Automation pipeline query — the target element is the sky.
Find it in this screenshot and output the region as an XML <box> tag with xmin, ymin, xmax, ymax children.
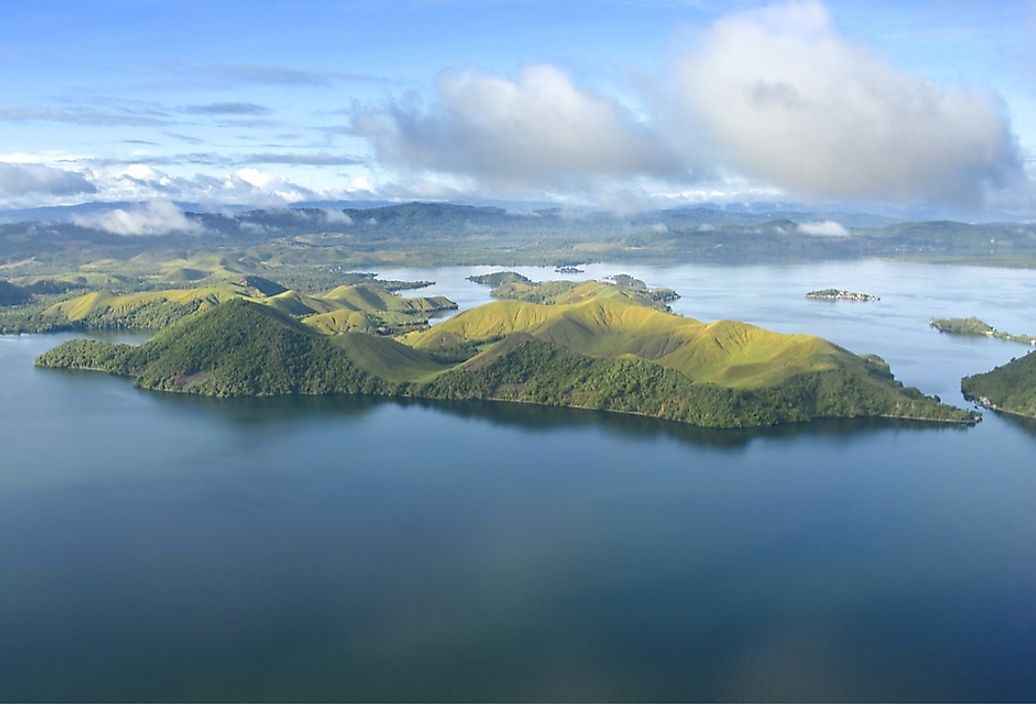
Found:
<box><xmin>1</xmin><ymin>0</ymin><xmax>1035</xmax><ymax>219</ymax></box>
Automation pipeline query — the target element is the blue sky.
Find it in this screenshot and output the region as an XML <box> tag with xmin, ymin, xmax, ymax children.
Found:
<box><xmin>1</xmin><ymin>0</ymin><xmax>1034</xmax><ymax>216</ymax></box>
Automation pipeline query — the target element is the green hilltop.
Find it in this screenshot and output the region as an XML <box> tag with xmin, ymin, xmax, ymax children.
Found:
<box><xmin>37</xmin><ymin>282</ymin><xmax>977</xmax><ymax>428</ymax></box>
<box><xmin>13</xmin><ymin>278</ymin><xmax>456</xmax><ymax>335</ymax></box>
<box><xmin>962</xmin><ymin>351</ymin><xmax>1036</xmax><ymax>418</ymax></box>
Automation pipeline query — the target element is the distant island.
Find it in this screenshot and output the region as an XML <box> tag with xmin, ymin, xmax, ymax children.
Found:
<box><xmin>962</xmin><ymin>351</ymin><xmax>1036</xmax><ymax>418</ymax></box>
<box><xmin>480</xmin><ymin>272</ymin><xmax>681</xmax><ymax>310</ymax></box>
<box><xmin>555</xmin><ymin>266</ymin><xmax>584</xmax><ymax>274</ymax></box>
<box><xmin>931</xmin><ymin>317</ymin><xmax>1036</xmax><ymax>346</ymax></box>
<box><xmin>37</xmin><ymin>278</ymin><xmax>976</xmax><ymax>428</ymax></box>
<box><xmin>467</xmin><ymin>271</ymin><xmax>532</xmax><ymax>286</ymax></box>
<box><xmin>806</xmin><ymin>289</ymin><xmax>880</xmax><ymax>301</ymax></box>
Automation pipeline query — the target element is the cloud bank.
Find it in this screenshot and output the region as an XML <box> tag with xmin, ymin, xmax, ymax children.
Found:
<box><xmin>0</xmin><ymin>162</ymin><xmax>97</xmax><ymax>197</ymax></box>
<box><xmin>73</xmin><ymin>200</ymin><xmax>201</xmax><ymax>236</ymax></box>
<box><xmin>680</xmin><ymin>0</ymin><xmax>1021</xmax><ymax>205</ymax></box>
<box><xmin>351</xmin><ymin>0</ymin><xmax>1025</xmax><ymax>209</ymax></box>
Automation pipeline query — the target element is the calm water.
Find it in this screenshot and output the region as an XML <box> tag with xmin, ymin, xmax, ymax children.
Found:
<box><xmin>2</xmin><ymin>260</ymin><xmax>1035</xmax><ymax>701</ymax></box>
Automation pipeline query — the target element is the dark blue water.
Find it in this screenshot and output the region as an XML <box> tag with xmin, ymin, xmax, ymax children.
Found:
<box><xmin>2</xmin><ymin>262</ymin><xmax>1035</xmax><ymax>701</ymax></box>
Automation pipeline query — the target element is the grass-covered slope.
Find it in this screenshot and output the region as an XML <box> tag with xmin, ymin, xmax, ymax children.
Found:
<box><xmin>38</xmin><ymin>294</ymin><xmax>976</xmax><ymax>427</ymax></box>
<box><xmin>961</xmin><ymin>352</ymin><xmax>1036</xmax><ymax>418</ymax></box>
<box><xmin>405</xmin><ymin>294</ymin><xmax>860</xmax><ymax>389</ymax></box>
<box><xmin>421</xmin><ymin>334</ymin><xmax>969</xmax><ymax>426</ymax></box>
<box><xmin>31</xmin><ymin>279</ymin><xmax>456</xmax><ymax>334</ymax></box>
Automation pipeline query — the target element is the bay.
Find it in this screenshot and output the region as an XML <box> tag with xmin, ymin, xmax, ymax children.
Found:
<box><xmin>1</xmin><ymin>260</ymin><xmax>1035</xmax><ymax>701</ymax></box>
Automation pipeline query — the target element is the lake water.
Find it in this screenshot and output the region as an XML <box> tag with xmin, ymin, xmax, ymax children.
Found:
<box><xmin>2</xmin><ymin>260</ymin><xmax>1035</xmax><ymax>701</ymax></box>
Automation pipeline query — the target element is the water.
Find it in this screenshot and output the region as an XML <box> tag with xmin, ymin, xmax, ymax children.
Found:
<box><xmin>1</xmin><ymin>261</ymin><xmax>1035</xmax><ymax>701</ymax></box>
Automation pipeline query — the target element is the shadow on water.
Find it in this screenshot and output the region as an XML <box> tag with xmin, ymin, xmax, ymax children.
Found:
<box><xmin>141</xmin><ymin>382</ymin><xmax>972</xmax><ymax>451</ymax></box>
<box><xmin>990</xmin><ymin>408</ymin><xmax>1036</xmax><ymax>437</ymax></box>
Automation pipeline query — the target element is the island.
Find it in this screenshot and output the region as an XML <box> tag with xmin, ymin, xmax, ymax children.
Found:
<box><xmin>962</xmin><ymin>351</ymin><xmax>1036</xmax><ymax>418</ymax></box>
<box><xmin>36</xmin><ymin>279</ymin><xmax>977</xmax><ymax>429</ymax></box>
<box><xmin>806</xmin><ymin>288</ymin><xmax>880</xmax><ymax>301</ymax></box>
<box><xmin>931</xmin><ymin>317</ymin><xmax>1036</xmax><ymax>346</ymax></box>
<box><xmin>555</xmin><ymin>266</ymin><xmax>584</xmax><ymax>274</ymax></box>
<box><xmin>467</xmin><ymin>271</ymin><xmax>532</xmax><ymax>286</ymax></box>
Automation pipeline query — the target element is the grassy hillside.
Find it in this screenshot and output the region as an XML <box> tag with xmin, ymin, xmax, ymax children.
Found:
<box><xmin>38</xmin><ymin>292</ymin><xmax>976</xmax><ymax>428</ymax></box>
<box><xmin>405</xmin><ymin>293</ymin><xmax>861</xmax><ymax>389</ymax></box>
<box><xmin>961</xmin><ymin>352</ymin><xmax>1036</xmax><ymax>418</ymax></box>
<box><xmin>422</xmin><ymin>334</ymin><xmax>968</xmax><ymax>426</ymax></box>
<box><xmin>24</xmin><ymin>279</ymin><xmax>456</xmax><ymax>334</ymax></box>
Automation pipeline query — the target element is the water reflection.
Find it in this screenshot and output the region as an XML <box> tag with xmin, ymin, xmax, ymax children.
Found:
<box><xmin>147</xmin><ymin>383</ymin><xmax>974</xmax><ymax>451</ymax></box>
<box><xmin>990</xmin><ymin>409</ymin><xmax>1036</xmax><ymax>437</ymax></box>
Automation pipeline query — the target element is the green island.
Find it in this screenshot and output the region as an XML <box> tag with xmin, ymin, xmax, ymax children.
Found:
<box><xmin>36</xmin><ymin>278</ymin><xmax>977</xmax><ymax>428</ymax></box>
<box><xmin>930</xmin><ymin>317</ymin><xmax>1036</xmax><ymax>346</ymax></box>
<box><xmin>962</xmin><ymin>351</ymin><xmax>1036</xmax><ymax>418</ymax></box>
<box><xmin>471</xmin><ymin>271</ymin><xmax>679</xmax><ymax>309</ymax></box>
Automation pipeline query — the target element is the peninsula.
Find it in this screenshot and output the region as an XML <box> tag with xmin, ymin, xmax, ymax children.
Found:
<box><xmin>931</xmin><ymin>317</ymin><xmax>1036</xmax><ymax>346</ymax></box>
<box><xmin>37</xmin><ymin>279</ymin><xmax>976</xmax><ymax>428</ymax></box>
<box><xmin>962</xmin><ymin>351</ymin><xmax>1036</xmax><ymax>418</ymax></box>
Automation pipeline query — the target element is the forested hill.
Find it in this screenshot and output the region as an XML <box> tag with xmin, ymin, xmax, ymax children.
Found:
<box><xmin>962</xmin><ymin>352</ymin><xmax>1036</xmax><ymax>418</ymax></box>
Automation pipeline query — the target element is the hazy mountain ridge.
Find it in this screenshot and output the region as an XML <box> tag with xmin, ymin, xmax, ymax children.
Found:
<box><xmin>3</xmin><ymin>202</ymin><xmax>1034</xmax><ymax>273</ymax></box>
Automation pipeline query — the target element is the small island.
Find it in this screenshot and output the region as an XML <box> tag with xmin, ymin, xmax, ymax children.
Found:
<box><xmin>554</xmin><ymin>266</ymin><xmax>584</xmax><ymax>274</ymax></box>
<box><xmin>467</xmin><ymin>271</ymin><xmax>532</xmax><ymax>286</ymax></box>
<box><xmin>931</xmin><ymin>317</ymin><xmax>1036</xmax><ymax>346</ymax></box>
<box><xmin>806</xmin><ymin>288</ymin><xmax>880</xmax><ymax>302</ymax></box>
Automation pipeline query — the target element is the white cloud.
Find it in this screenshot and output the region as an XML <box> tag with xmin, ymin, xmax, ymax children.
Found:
<box><xmin>797</xmin><ymin>219</ymin><xmax>849</xmax><ymax>236</ymax></box>
<box><xmin>0</xmin><ymin>162</ymin><xmax>96</xmax><ymax>198</ymax></box>
<box><xmin>73</xmin><ymin>200</ymin><xmax>201</xmax><ymax>236</ymax></box>
<box><xmin>678</xmin><ymin>0</ymin><xmax>1022</xmax><ymax>205</ymax></box>
<box><xmin>353</xmin><ymin>64</ymin><xmax>686</xmax><ymax>191</ymax></box>
<box><xmin>321</xmin><ymin>209</ymin><xmax>352</xmax><ymax>225</ymax></box>
<box><xmin>224</xmin><ymin>167</ymin><xmax>314</xmax><ymax>204</ymax></box>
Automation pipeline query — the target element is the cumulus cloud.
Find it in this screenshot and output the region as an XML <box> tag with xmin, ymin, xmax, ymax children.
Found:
<box><xmin>353</xmin><ymin>64</ymin><xmax>687</xmax><ymax>190</ymax></box>
<box><xmin>0</xmin><ymin>162</ymin><xmax>96</xmax><ymax>197</ymax></box>
<box><xmin>797</xmin><ymin>219</ymin><xmax>849</xmax><ymax>236</ymax></box>
<box><xmin>678</xmin><ymin>0</ymin><xmax>1022</xmax><ymax>205</ymax></box>
<box><xmin>73</xmin><ymin>200</ymin><xmax>201</xmax><ymax>236</ymax></box>
<box><xmin>348</xmin><ymin>4</ymin><xmax>1023</xmax><ymax>210</ymax></box>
